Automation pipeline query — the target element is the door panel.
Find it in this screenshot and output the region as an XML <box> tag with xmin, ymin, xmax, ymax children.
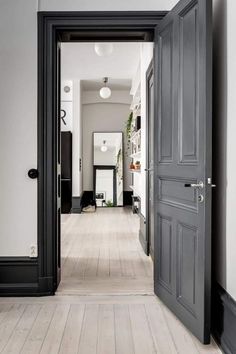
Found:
<box><xmin>179</xmin><ymin>2</ymin><xmax>199</xmax><ymax>164</ymax></box>
<box><xmin>176</xmin><ymin>221</ymin><xmax>197</xmax><ymax>315</ymax></box>
<box><xmin>158</xmin><ymin>214</ymin><xmax>173</xmax><ymax>293</ymax></box>
<box><xmin>158</xmin><ymin>22</ymin><xmax>174</xmax><ymax>164</ymax></box>
<box><xmin>154</xmin><ymin>0</ymin><xmax>212</xmax><ymax>343</ymax></box>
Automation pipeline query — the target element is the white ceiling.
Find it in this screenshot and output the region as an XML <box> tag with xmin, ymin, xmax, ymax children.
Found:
<box><xmin>61</xmin><ymin>42</ymin><xmax>141</xmax><ymax>90</ymax></box>
<box><xmin>39</xmin><ymin>0</ymin><xmax>177</xmax><ymax>11</ymax></box>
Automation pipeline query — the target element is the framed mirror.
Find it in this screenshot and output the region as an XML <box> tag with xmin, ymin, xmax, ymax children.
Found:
<box><xmin>93</xmin><ymin>132</ymin><xmax>123</xmax><ymax>207</ymax></box>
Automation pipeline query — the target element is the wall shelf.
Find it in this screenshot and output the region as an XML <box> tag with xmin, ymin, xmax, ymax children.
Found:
<box><xmin>130</xmin><ymin>185</ymin><xmax>141</xmax><ymax>197</ymax></box>
<box><xmin>130</xmin><ymin>129</ymin><xmax>141</xmax><ymax>141</ymax></box>
<box><xmin>130</xmin><ymin>151</ymin><xmax>141</xmax><ymax>159</ymax></box>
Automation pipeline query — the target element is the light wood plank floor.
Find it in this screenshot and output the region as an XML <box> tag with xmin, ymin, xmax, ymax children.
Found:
<box><xmin>0</xmin><ymin>296</ymin><xmax>221</xmax><ymax>354</ymax></box>
<box><xmin>58</xmin><ymin>207</ymin><xmax>153</xmax><ymax>295</ymax></box>
<box><xmin>0</xmin><ymin>208</ymin><xmax>221</xmax><ymax>353</ymax></box>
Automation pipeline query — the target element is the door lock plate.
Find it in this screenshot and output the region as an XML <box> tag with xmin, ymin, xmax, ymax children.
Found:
<box><xmin>198</xmin><ymin>194</ymin><xmax>204</xmax><ymax>203</ymax></box>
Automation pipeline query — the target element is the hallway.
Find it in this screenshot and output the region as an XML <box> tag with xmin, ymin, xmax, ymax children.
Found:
<box><xmin>58</xmin><ymin>208</ymin><xmax>153</xmax><ymax>295</ymax></box>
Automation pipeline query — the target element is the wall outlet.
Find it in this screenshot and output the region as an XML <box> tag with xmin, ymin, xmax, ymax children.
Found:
<box><xmin>30</xmin><ymin>245</ymin><xmax>37</xmax><ymax>258</ymax></box>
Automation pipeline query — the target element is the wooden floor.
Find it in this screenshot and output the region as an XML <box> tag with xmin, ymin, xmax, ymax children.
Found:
<box><xmin>58</xmin><ymin>208</ymin><xmax>153</xmax><ymax>295</ymax></box>
<box><xmin>0</xmin><ymin>208</ymin><xmax>221</xmax><ymax>353</ymax></box>
<box><xmin>0</xmin><ymin>296</ymin><xmax>221</xmax><ymax>354</ymax></box>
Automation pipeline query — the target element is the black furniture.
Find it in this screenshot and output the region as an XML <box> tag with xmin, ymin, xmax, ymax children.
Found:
<box><xmin>61</xmin><ymin>131</ymin><xmax>72</xmax><ymax>213</ymax></box>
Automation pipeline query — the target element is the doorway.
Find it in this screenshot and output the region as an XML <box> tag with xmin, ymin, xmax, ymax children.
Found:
<box><xmin>58</xmin><ymin>41</ymin><xmax>154</xmax><ymax>295</ymax></box>
<box><xmin>38</xmin><ymin>2</ymin><xmax>212</xmax><ymax>344</ymax></box>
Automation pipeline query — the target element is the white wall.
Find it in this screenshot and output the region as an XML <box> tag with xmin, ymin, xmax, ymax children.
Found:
<box><xmin>72</xmin><ymin>81</ymin><xmax>83</xmax><ymax>196</ymax></box>
<box><xmin>60</xmin><ymin>80</ymin><xmax>83</xmax><ymax>197</ymax></box>
<box><xmin>212</xmin><ymin>0</ymin><xmax>227</xmax><ymax>294</ymax></box>
<box><xmin>225</xmin><ymin>0</ymin><xmax>236</xmax><ymax>299</ymax></box>
<box><xmin>61</xmin><ymin>80</ymin><xmax>73</xmax><ymax>133</ymax></box>
<box><xmin>1</xmin><ymin>0</ymin><xmax>236</xmax><ymax>301</ymax></box>
<box><xmin>211</xmin><ymin>0</ymin><xmax>236</xmax><ymax>301</ymax></box>
<box><xmin>82</xmin><ymin>91</ymin><xmax>131</xmax><ymax>106</ymax></box>
<box><xmin>0</xmin><ymin>0</ymin><xmax>37</xmax><ymax>256</ymax></box>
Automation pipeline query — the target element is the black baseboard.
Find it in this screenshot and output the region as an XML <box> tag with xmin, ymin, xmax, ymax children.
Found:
<box><xmin>72</xmin><ymin>196</ymin><xmax>82</xmax><ymax>213</ymax></box>
<box><xmin>0</xmin><ymin>257</ymin><xmax>39</xmax><ymax>296</ymax></box>
<box><xmin>61</xmin><ymin>180</ymin><xmax>72</xmax><ymax>214</ymax></box>
<box><xmin>212</xmin><ymin>283</ymin><xmax>236</xmax><ymax>354</ymax></box>
<box><xmin>123</xmin><ymin>191</ymin><xmax>133</xmax><ymax>206</ymax></box>
<box><xmin>77</xmin><ymin>191</ymin><xmax>132</xmax><ymax>209</ymax></box>
<box><xmin>0</xmin><ymin>257</ymin><xmax>55</xmax><ymax>296</ymax></box>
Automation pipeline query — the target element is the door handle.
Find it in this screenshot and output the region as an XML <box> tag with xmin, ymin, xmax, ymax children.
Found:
<box><xmin>207</xmin><ymin>178</ymin><xmax>216</xmax><ymax>188</ymax></box>
<box><xmin>28</xmin><ymin>169</ymin><xmax>39</xmax><ymax>179</ymax></box>
<box><xmin>184</xmin><ymin>181</ymin><xmax>204</xmax><ymax>189</ymax></box>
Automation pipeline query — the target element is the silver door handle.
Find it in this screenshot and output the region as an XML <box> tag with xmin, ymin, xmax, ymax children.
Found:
<box><xmin>184</xmin><ymin>181</ymin><xmax>204</xmax><ymax>189</ymax></box>
<box><xmin>207</xmin><ymin>178</ymin><xmax>216</xmax><ymax>188</ymax></box>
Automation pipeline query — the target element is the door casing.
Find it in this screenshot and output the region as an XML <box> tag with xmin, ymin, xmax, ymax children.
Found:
<box><xmin>37</xmin><ymin>10</ymin><xmax>213</xmax><ymax>344</ymax></box>
<box><xmin>37</xmin><ymin>11</ymin><xmax>167</xmax><ymax>294</ymax></box>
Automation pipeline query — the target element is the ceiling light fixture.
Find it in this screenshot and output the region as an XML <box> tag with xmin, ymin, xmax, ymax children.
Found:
<box><xmin>101</xmin><ymin>140</ymin><xmax>108</xmax><ymax>152</ymax></box>
<box><xmin>94</xmin><ymin>43</ymin><xmax>113</xmax><ymax>57</ymax></box>
<box><xmin>100</xmin><ymin>77</ymin><xmax>111</xmax><ymax>99</ymax></box>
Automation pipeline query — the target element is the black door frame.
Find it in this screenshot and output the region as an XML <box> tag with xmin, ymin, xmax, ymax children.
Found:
<box><xmin>37</xmin><ymin>11</ymin><xmax>167</xmax><ymax>295</ymax></box>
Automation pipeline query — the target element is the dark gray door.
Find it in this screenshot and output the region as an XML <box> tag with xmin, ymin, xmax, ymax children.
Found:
<box><xmin>146</xmin><ymin>63</ymin><xmax>155</xmax><ymax>259</ymax></box>
<box><xmin>154</xmin><ymin>0</ymin><xmax>212</xmax><ymax>343</ymax></box>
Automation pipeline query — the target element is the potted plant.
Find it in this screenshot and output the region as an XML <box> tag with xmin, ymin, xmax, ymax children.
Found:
<box><xmin>105</xmin><ymin>200</ymin><xmax>114</xmax><ymax>207</ymax></box>
<box><xmin>125</xmin><ymin>112</ymin><xmax>133</xmax><ymax>155</ymax></box>
<box><xmin>126</xmin><ymin>111</ymin><xmax>133</xmax><ymax>139</ymax></box>
<box><xmin>129</xmin><ymin>162</ymin><xmax>135</xmax><ymax>170</ymax></box>
<box><xmin>135</xmin><ymin>161</ymin><xmax>141</xmax><ymax>170</ymax></box>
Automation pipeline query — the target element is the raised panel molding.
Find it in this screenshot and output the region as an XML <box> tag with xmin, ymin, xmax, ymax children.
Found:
<box><xmin>158</xmin><ymin>214</ymin><xmax>173</xmax><ymax>294</ymax></box>
<box><xmin>158</xmin><ymin>21</ymin><xmax>174</xmax><ymax>164</ymax></box>
<box><xmin>176</xmin><ymin>222</ymin><xmax>198</xmax><ymax>316</ymax></box>
<box><xmin>0</xmin><ymin>257</ymin><xmax>38</xmax><ymax>296</ymax></box>
<box><xmin>178</xmin><ymin>0</ymin><xmax>199</xmax><ymax>164</ymax></box>
<box><xmin>158</xmin><ymin>177</ymin><xmax>198</xmax><ymax>212</ymax></box>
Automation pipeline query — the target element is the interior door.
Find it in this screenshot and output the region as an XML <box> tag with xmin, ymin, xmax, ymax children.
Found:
<box><xmin>146</xmin><ymin>62</ymin><xmax>155</xmax><ymax>258</ymax></box>
<box><xmin>55</xmin><ymin>41</ymin><xmax>61</xmax><ymax>289</ymax></box>
<box><xmin>154</xmin><ymin>0</ymin><xmax>212</xmax><ymax>343</ymax></box>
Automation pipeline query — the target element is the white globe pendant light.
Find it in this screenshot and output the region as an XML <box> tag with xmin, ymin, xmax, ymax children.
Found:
<box><xmin>101</xmin><ymin>140</ymin><xmax>108</xmax><ymax>152</ymax></box>
<box><xmin>94</xmin><ymin>43</ymin><xmax>113</xmax><ymax>57</ymax></box>
<box><xmin>100</xmin><ymin>77</ymin><xmax>111</xmax><ymax>99</ymax></box>
<box><xmin>100</xmin><ymin>87</ymin><xmax>111</xmax><ymax>99</ymax></box>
